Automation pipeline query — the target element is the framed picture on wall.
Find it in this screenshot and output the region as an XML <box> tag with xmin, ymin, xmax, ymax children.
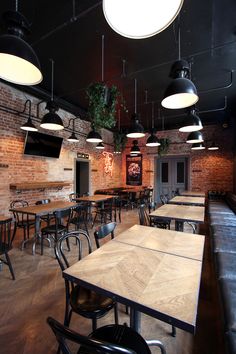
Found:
<box><xmin>126</xmin><ymin>154</ymin><xmax>142</xmax><ymax>185</ymax></box>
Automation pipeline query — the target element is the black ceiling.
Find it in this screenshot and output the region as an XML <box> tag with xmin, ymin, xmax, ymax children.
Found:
<box><xmin>1</xmin><ymin>0</ymin><xmax>236</xmax><ymax>131</ymax></box>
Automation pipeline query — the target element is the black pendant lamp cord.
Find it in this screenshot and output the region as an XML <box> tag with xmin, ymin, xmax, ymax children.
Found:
<box><xmin>15</xmin><ymin>0</ymin><xmax>18</xmax><ymax>12</ymax></box>
<box><xmin>50</xmin><ymin>59</ymin><xmax>54</xmax><ymax>101</ymax></box>
<box><xmin>134</xmin><ymin>78</ymin><xmax>137</xmax><ymax>115</ymax></box>
<box><xmin>101</xmin><ymin>34</ymin><xmax>104</xmax><ymax>82</ymax></box>
<box><xmin>151</xmin><ymin>102</ymin><xmax>154</xmax><ymax>129</ymax></box>
<box><xmin>177</xmin><ymin>16</ymin><xmax>181</xmax><ymax>61</ymax></box>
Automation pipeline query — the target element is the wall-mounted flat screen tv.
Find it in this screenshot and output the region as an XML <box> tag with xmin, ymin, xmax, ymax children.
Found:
<box><xmin>24</xmin><ymin>131</ymin><xmax>63</xmax><ymax>158</ymax></box>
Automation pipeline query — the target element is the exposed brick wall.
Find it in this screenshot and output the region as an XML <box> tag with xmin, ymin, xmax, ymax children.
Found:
<box><xmin>122</xmin><ymin>125</ymin><xmax>234</xmax><ymax>196</ymax></box>
<box><xmin>0</xmin><ymin>83</ymin><xmax>122</xmax><ymax>216</ymax></box>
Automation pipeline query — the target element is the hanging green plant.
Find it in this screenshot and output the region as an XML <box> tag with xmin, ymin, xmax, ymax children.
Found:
<box><xmin>113</xmin><ymin>130</ymin><xmax>127</xmax><ymax>152</ymax></box>
<box><xmin>158</xmin><ymin>138</ymin><xmax>170</xmax><ymax>156</ymax></box>
<box><xmin>86</xmin><ymin>82</ymin><xmax>123</xmax><ymax>131</ymax></box>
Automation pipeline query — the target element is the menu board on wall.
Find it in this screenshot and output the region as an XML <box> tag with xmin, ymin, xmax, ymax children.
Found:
<box><xmin>126</xmin><ymin>155</ymin><xmax>142</xmax><ymax>185</ymax></box>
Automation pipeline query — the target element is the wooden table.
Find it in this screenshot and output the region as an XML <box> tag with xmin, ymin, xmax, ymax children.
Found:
<box><xmin>169</xmin><ymin>196</ymin><xmax>205</xmax><ymax>206</ymax></box>
<box><xmin>149</xmin><ymin>204</ymin><xmax>205</xmax><ymax>232</ymax></box>
<box><xmin>115</xmin><ymin>224</ymin><xmax>205</xmax><ymax>261</ymax></box>
<box><xmin>180</xmin><ymin>191</ymin><xmax>205</xmax><ymax>197</ymax></box>
<box><xmin>76</xmin><ymin>194</ymin><xmax>115</xmax><ymax>208</ymax></box>
<box><xmin>9</xmin><ymin>201</ymin><xmax>77</xmax><ymax>255</ymax></box>
<box><xmin>63</xmin><ymin>229</ymin><xmax>204</xmax><ymax>334</ymax></box>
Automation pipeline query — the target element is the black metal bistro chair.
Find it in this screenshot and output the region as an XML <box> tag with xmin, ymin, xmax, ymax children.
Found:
<box><xmin>55</xmin><ymin>230</ymin><xmax>118</xmax><ymax>331</ymax></box>
<box><xmin>138</xmin><ymin>204</ymin><xmax>151</xmax><ymax>226</ymax></box>
<box><xmin>35</xmin><ymin>199</ymin><xmax>53</xmax><ymax>225</ymax></box>
<box><xmin>92</xmin><ymin>198</ymin><xmax>113</xmax><ymax>227</ymax></box>
<box><xmin>10</xmin><ymin>200</ymin><xmax>35</xmax><ymax>243</ymax></box>
<box><xmin>69</xmin><ymin>204</ymin><xmax>89</xmax><ymax>234</ymax></box>
<box><xmin>0</xmin><ymin>217</ymin><xmax>15</xmax><ymax>280</ymax></box>
<box><xmin>94</xmin><ymin>222</ymin><xmax>116</xmax><ymax>249</ymax></box>
<box><xmin>47</xmin><ymin>316</ymin><xmax>167</xmax><ymax>354</ymax></box>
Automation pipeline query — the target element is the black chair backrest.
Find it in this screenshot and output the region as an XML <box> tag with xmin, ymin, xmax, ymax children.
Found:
<box><xmin>0</xmin><ymin>217</ymin><xmax>13</xmax><ymax>249</ymax></box>
<box><xmin>69</xmin><ymin>193</ymin><xmax>80</xmax><ymax>202</ymax></box>
<box><xmin>35</xmin><ymin>199</ymin><xmax>51</xmax><ymax>205</ymax></box>
<box><xmin>47</xmin><ymin>317</ymin><xmax>137</xmax><ymax>354</ymax></box>
<box><xmin>10</xmin><ymin>200</ymin><xmax>29</xmax><ymax>224</ymax></box>
<box><xmin>138</xmin><ymin>204</ymin><xmax>150</xmax><ymax>226</ymax></box>
<box><xmin>55</xmin><ymin>230</ymin><xmax>92</xmax><ymax>271</ymax></box>
<box><xmin>94</xmin><ymin>222</ymin><xmax>116</xmax><ymax>248</ymax></box>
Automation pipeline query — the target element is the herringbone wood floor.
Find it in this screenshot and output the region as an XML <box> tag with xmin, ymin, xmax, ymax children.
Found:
<box><xmin>0</xmin><ymin>209</ymin><xmax>225</xmax><ymax>354</ymax></box>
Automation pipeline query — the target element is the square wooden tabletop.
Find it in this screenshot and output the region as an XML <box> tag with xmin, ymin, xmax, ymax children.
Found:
<box><xmin>9</xmin><ymin>201</ymin><xmax>77</xmax><ymax>216</ymax></box>
<box><xmin>63</xmin><ymin>240</ymin><xmax>203</xmax><ymax>333</ymax></box>
<box><xmin>168</xmin><ymin>196</ymin><xmax>205</xmax><ymax>206</ymax></box>
<box><xmin>149</xmin><ymin>204</ymin><xmax>205</xmax><ymax>224</ymax></box>
<box><xmin>114</xmin><ymin>224</ymin><xmax>205</xmax><ymax>261</ymax></box>
<box><xmin>75</xmin><ymin>195</ymin><xmax>115</xmax><ymax>203</ymax></box>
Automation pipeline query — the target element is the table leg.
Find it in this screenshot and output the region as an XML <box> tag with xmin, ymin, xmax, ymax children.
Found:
<box><xmin>130</xmin><ymin>308</ymin><xmax>141</xmax><ymax>333</ymax></box>
<box><xmin>32</xmin><ymin>216</ymin><xmax>40</xmax><ymax>256</ymax></box>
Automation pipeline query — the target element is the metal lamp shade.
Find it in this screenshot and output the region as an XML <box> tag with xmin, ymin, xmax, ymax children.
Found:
<box><xmin>40</xmin><ymin>112</ymin><xmax>64</xmax><ymax>131</ymax></box>
<box><xmin>67</xmin><ymin>132</ymin><xmax>79</xmax><ymax>142</ymax></box>
<box><xmin>191</xmin><ymin>143</ymin><xmax>205</xmax><ymax>150</ymax></box>
<box><xmin>161</xmin><ymin>78</ymin><xmax>199</xmax><ymax>109</ymax></box>
<box><xmin>130</xmin><ymin>140</ymin><xmax>141</xmax><ymax>154</ymax></box>
<box><xmin>179</xmin><ymin>110</ymin><xmax>203</xmax><ymax>132</ymax></box>
<box><xmin>146</xmin><ymin>134</ymin><xmax>160</xmax><ymax>147</ymax></box>
<box><xmin>103</xmin><ymin>0</ymin><xmax>184</xmax><ymax>39</ymax></box>
<box><xmin>96</xmin><ymin>142</ymin><xmax>105</xmax><ymax>149</ymax></box>
<box><xmin>20</xmin><ymin>117</ymin><xmax>38</xmax><ymax>131</ymax></box>
<box><xmin>0</xmin><ymin>34</ymin><xmax>42</xmax><ymax>85</ymax></box>
<box><xmin>126</xmin><ymin>121</ymin><xmax>145</xmax><ymax>138</ymax></box>
<box><xmin>86</xmin><ymin>130</ymin><xmax>103</xmax><ymax>143</ymax></box>
<box><xmin>186</xmin><ymin>131</ymin><xmax>204</xmax><ymax>144</ymax></box>
<box><xmin>208</xmin><ymin>141</ymin><xmax>219</xmax><ymax>150</ymax></box>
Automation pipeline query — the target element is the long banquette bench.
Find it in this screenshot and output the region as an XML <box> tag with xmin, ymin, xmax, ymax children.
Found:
<box><xmin>209</xmin><ymin>192</ymin><xmax>236</xmax><ymax>353</ymax></box>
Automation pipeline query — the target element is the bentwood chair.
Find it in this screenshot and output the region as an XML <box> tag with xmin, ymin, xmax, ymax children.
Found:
<box><xmin>10</xmin><ymin>200</ymin><xmax>35</xmax><ymax>242</ymax></box>
<box><xmin>92</xmin><ymin>199</ymin><xmax>113</xmax><ymax>227</ymax></box>
<box><xmin>69</xmin><ymin>204</ymin><xmax>89</xmax><ymax>233</ymax></box>
<box><xmin>0</xmin><ymin>217</ymin><xmax>15</xmax><ymax>280</ymax></box>
<box><xmin>94</xmin><ymin>222</ymin><xmax>116</xmax><ymax>249</ymax></box>
<box><xmin>35</xmin><ymin>199</ymin><xmax>52</xmax><ymax>225</ymax></box>
<box><xmin>47</xmin><ymin>317</ymin><xmax>167</xmax><ymax>354</ymax></box>
<box><xmin>138</xmin><ymin>204</ymin><xmax>151</xmax><ymax>226</ymax></box>
<box><xmin>55</xmin><ymin>231</ymin><xmax>118</xmax><ymax>331</ymax></box>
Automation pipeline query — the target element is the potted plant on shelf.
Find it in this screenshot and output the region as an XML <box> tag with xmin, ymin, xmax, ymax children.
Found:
<box><xmin>86</xmin><ymin>82</ymin><xmax>121</xmax><ymax>130</ymax></box>
<box><xmin>158</xmin><ymin>138</ymin><xmax>170</xmax><ymax>156</ymax></box>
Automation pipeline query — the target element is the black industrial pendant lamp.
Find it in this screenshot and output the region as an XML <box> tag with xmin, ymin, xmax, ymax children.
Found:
<box><xmin>127</xmin><ymin>79</ymin><xmax>145</xmax><ymax>138</ymax></box>
<box><xmin>40</xmin><ymin>59</ymin><xmax>64</xmax><ymax>131</ymax></box>
<box><xmin>0</xmin><ymin>2</ymin><xmax>42</xmax><ymax>85</ymax></box>
<box><xmin>86</xmin><ymin>127</ymin><xmax>103</xmax><ymax>143</ymax></box>
<box><xmin>146</xmin><ymin>103</ymin><xmax>161</xmax><ymax>147</ymax></box>
<box><xmin>161</xmin><ymin>20</ymin><xmax>198</xmax><ymax>110</ymax></box>
<box><xmin>186</xmin><ymin>131</ymin><xmax>204</xmax><ymax>144</ymax></box>
<box><xmin>208</xmin><ymin>141</ymin><xmax>219</xmax><ymax>151</ymax></box>
<box><xmin>130</xmin><ymin>140</ymin><xmax>141</xmax><ymax>155</ymax></box>
<box><xmin>179</xmin><ymin>106</ymin><xmax>203</xmax><ymax>132</ymax></box>
<box><xmin>96</xmin><ymin>142</ymin><xmax>105</xmax><ymax>150</ymax></box>
<box><xmin>20</xmin><ymin>99</ymin><xmax>38</xmax><ymax>131</ymax></box>
<box><xmin>67</xmin><ymin>119</ymin><xmax>79</xmax><ymax>142</ymax></box>
<box><xmin>103</xmin><ymin>0</ymin><xmax>184</xmax><ymax>39</ymax></box>
<box><xmin>191</xmin><ymin>143</ymin><xmax>205</xmax><ymax>150</ymax></box>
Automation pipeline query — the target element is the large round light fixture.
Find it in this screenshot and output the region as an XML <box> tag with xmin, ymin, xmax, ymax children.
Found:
<box><xmin>0</xmin><ymin>11</ymin><xmax>42</xmax><ymax>85</ymax></box>
<box><xmin>86</xmin><ymin>130</ymin><xmax>103</xmax><ymax>143</ymax></box>
<box><xmin>179</xmin><ymin>107</ymin><xmax>203</xmax><ymax>132</ymax></box>
<box><xmin>126</xmin><ymin>114</ymin><xmax>145</xmax><ymax>138</ymax></box>
<box><xmin>40</xmin><ymin>102</ymin><xmax>64</xmax><ymax>131</ymax></box>
<box><xmin>186</xmin><ymin>131</ymin><xmax>204</xmax><ymax>144</ymax></box>
<box><xmin>161</xmin><ymin>60</ymin><xmax>199</xmax><ymax>110</ymax></box>
<box><xmin>103</xmin><ymin>0</ymin><xmax>184</xmax><ymax>39</ymax></box>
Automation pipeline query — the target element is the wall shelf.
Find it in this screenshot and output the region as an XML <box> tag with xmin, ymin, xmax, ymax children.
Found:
<box><xmin>10</xmin><ymin>181</ymin><xmax>71</xmax><ymax>191</ymax></box>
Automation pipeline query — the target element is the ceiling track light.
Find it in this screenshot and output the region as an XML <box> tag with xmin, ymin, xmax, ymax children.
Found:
<box><xmin>96</xmin><ymin>142</ymin><xmax>105</xmax><ymax>150</ymax></box>
<box><xmin>179</xmin><ymin>106</ymin><xmax>203</xmax><ymax>132</ymax></box>
<box><xmin>40</xmin><ymin>59</ymin><xmax>64</xmax><ymax>131</ymax></box>
<box><xmin>0</xmin><ymin>4</ymin><xmax>42</xmax><ymax>85</ymax></box>
<box><xmin>130</xmin><ymin>140</ymin><xmax>141</xmax><ymax>155</ymax></box>
<box><xmin>186</xmin><ymin>131</ymin><xmax>204</xmax><ymax>144</ymax></box>
<box><xmin>20</xmin><ymin>99</ymin><xmax>38</xmax><ymax>131</ymax></box>
<box><xmin>102</xmin><ymin>0</ymin><xmax>184</xmax><ymax>39</ymax></box>
<box><xmin>161</xmin><ymin>19</ymin><xmax>198</xmax><ymax>110</ymax></box>
<box><xmin>146</xmin><ymin>102</ymin><xmax>161</xmax><ymax>147</ymax></box>
<box><xmin>208</xmin><ymin>141</ymin><xmax>219</xmax><ymax>150</ymax></box>
<box><xmin>191</xmin><ymin>143</ymin><xmax>205</xmax><ymax>150</ymax></box>
<box><xmin>126</xmin><ymin>79</ymin><xmax>145</xmax><ymax>138</ymax></box>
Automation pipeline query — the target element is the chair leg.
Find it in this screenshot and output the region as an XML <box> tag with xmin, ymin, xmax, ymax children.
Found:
<box><xmin>114</xmin><ymin>303</ymin><xmax>119</xmax><ymax>325</ymax></box>
<box><xmin>171</xmin><ymin>325</ymin><xmax>176</xmax><ymax>337</ymax></box>
<box><xmin>92</xmin><ymin>317</ymin><xmax>97</xmax><ymax>332</ymax></box>
<box><xmin>5</xmin><ymin>252</ymin><xmax>15</xmax><ymax>280</ymax></box>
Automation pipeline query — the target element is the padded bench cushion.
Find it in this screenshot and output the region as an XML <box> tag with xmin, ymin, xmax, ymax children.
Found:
<box><xmin>213</xmin><ymin>233</ymin><xmax>236</xmax><ymax>253</ymax></box>
<box><xmin>215</xmin><ymin>252</ymin><xmax>236</xmax><ymax>280</ymax></box>
<box><xmin>226</xmin><ymin>331</ymin><xmax>236</xmax><ymax>354</ymax></box>
<box><xmin>211</xmin><ymin>225</ymin><xmax>236</xmax><ymax>236</ymax></box>
<box><xmin>210</xmin><ymin>216</ymin><xmax>236</xmax><ymax>227</ymax></box>
<box><xmin>226</xmin><ymin>192</ymin><xmax>236</xmax><ymax>214</ymax></box>
<box><xmin>219</xmin><ymin>279</ymin><xmax>236</xmax><ymax>331</ymax></box>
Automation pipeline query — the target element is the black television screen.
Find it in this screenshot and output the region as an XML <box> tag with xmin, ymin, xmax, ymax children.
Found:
<box><xmin>24</xmin><ymin>131</ymin><xmax>63</xmax><ymax>158</ymax></box>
